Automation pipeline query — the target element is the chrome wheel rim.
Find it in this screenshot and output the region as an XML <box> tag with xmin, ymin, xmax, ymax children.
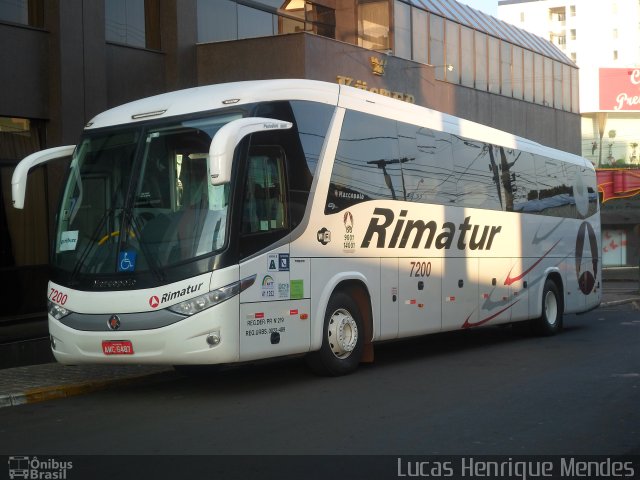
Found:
<box><xmin>327</xmin><ymin>308</ymin><xmax>358</xmax><ymax>359</ymax></box>
<box><xmin>544</xmin><ymin>290</ymin><xmax>558</xmax><ymax>326</ymax></box>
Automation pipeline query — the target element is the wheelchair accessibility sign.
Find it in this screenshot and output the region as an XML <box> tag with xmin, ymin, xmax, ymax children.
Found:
<box><xmin>118</xmin><ymin>251</ymin><xmax>137</xmax><ymax>272</ymax></box>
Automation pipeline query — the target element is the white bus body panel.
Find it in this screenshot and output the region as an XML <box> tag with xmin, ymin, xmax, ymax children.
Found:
<box><xmin>48</xmin><ymin>267</ymin><xmax>241</xmax><ymax>365</ymax></box>
<box><xmin>49</xmin><ymin>297</ymin><xmax>241</xmax><ymax>365</ymax></box>
<box><xmin>238</xmin><ymin>245</ymin><xmax>312</xmax><ymax>362</ymax></box>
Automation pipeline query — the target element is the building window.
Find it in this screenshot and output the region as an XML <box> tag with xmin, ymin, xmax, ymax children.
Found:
<box><xmin>445</xmin><ymin>20</ymin><xmax>460</xmax><ymax>83</ymax></box>
<box><xmin>549</xmin><ymin>7</ymin><xmax>566</xmax><ymax>25</ymax></box>
<box><xmin>198</xmin><ymin>0</ymin><xmax>238</xmax><ymax>42</ymax></box>
<box><xmin>358</xmin><ymin>0</ymin><xmax>390</xmax><ymax>51</ymax></box>
<box><xmin>475</xmin><ymin>30</ymin><xmax>488</xmax><ymax>91</ymax></box>
<box><xmin>520</xmin><ymin>12</ymin><xmax>524</xmax><ymax>22</ymax></box>
<box><xmin>570</xmin><ymin>52</ymin><xmax>576</xmax><ymax>62</ymax></box>
<box><xmin>278</xmin><ymin>1</ymin><xmax>336</xmax><ymax>38</ymax></box>
<box><xmin>106</xmin><ymin>0</ymin><xmax>160</xmax><ymax>49</ymax></box>
<box><xmin>570</xmin><ymin>5</ymin><xmax>575</xmax><ymax>16</ymax></box>
<box><xmin>430</xmin><ymin>14</ymin><xmax>445</xmax><ymax>79</ymax></box>
<box><xmin>570</xmin><ymin>29</ymin><xmax>576</xmax><ymax>40</ymax></box>
<box><xmin>613</xmin><ymin>50</ymin><xmax>618</xmax><ymax>60</ymax></box>
<box><xmin>512</xmin><ymin>46</ymin><xmax>523</xmax><ymax>100</ymax></box>
<box><xmin>394</xmin><ymin>0</ymin><xmax>411</xmax><ymax>58</ymax></box>
<box><xmin>488</xmin><ymin>36</ymin><xmax>500</xmax><ymax>94</ymax></box>
<box><xmin>500</xmin><ymin>41</ymin><xmax>512</xmax><ymax>97</ymax></box>
<box><xmin>613</xmin><ymin>28</ymin><xmax>618</xmax><ymax>39</ymax></box>
<box><xmin>523</xmin><ymin>48</ymin><xmax>533</xmax><ymax>102</ymax></box>
<box><xmin>460</xmin><ymin>25</ymin><xmax>474</xmax><ymax>88</ymax></box>
<box><xmin>197</xmin><ymin>0</ymin><xmax>335</xmax><ymax>44</ymax></box>
<box><xmin>412</xmin><ymin>6</ymin><xmax>428</xmax><ymax>64</ymax></box>
<box><xmin>0</xmin><ymin>0</ymin><xmax>44</xmax><ymax>27</ymax></box>
<box><xmin>238</xmin><ymin>4</ymin><xmax>274</xmax><ymax>39</ymax></box>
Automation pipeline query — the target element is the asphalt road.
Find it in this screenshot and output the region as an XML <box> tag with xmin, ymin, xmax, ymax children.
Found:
<box><xmin>1</xmin><ymin>304</ymin><xmax>638</xmax><ymax>458</ymax></box>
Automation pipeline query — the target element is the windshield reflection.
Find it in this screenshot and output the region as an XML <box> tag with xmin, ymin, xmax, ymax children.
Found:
<box><xmin>53</xmin><ymin>113</ymin><xmax>241</xmax><ymax>277</ymax></box>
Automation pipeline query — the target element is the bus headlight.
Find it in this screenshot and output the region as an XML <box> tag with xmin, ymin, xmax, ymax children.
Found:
<box><xmin>167</xmin><ymin>282</ymin><xmax>240</xmax><ymax>316</ymax></box>
<box><xmin>48</xmin><ymin>300</ymin><xmax>71</xmax><ymax>320</ymax></box>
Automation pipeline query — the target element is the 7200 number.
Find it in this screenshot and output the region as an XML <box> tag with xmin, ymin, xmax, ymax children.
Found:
<box><xmin>410</xmin><ymin>261</ymin><xmax>432</xmax><ymax>277</ymax></box>
<box><xmin>49</xmin><ymin>288</ymin><xmax>68</xmax><ymax>305</ymax></box>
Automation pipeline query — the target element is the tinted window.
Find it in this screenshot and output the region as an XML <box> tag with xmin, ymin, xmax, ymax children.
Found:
<box><xmin>397</xmin><ymin>122</ymin><xmax>456</xmax><ymax>205</ymax></box>
<box><xmin>453</xmin><ymin>137</ymin><xmax>502</xmax><ymax>210</ymax></box>
<box><xmin>289</xmin><ymin>101</ymin><xmax>334</xmax><ymax>178</ymax></box>
<box><xmin>504</xmin><ymin>150</ymin><xmax>539</xmax><ymax>213</ymax></box>
<box><xmin>535</xmin><ymin>158</ymin><xmax>573</xmax><ymax>217</ymax></box>
<box><xmin>326</xmin><ymin>110</ymin><xmax>401</xmax><ymax>213</ymax></box>
<box><xmin>241</xmin><ymin>146</ymin><xmax>287</xmax><ymax>234</ymax></box>
<box><xmin>254</xmin><ymin>100</ymin><xmax>333</xmax><ymax>227</ymax></box>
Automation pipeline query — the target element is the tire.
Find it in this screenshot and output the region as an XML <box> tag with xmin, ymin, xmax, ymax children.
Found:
<box><xmin>306</xmin><ymin>291</ymin><xmax>365</xmax><ymax>376</ymax></box>
<box><xmin>533</xmin><ymin>279</ymin><xmax>563</xmax><ymax>336</ymax></box>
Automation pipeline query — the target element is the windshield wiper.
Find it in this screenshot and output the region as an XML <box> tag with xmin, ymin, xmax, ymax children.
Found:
<box><xmin>70</xmin><ymin>205</ymin><xmax>121</xmax><ymax>280</ymax></box>
<box><xmin>127</xmin><ymin>212</ymin><xmax>165</xmax><ymax>283</ymax></box>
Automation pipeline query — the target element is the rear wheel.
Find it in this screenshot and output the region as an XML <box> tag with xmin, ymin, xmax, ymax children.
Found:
<box><xmin>306</xmin><ymin>291</ymin><xmax>364</xmax><ymax>376</ymax></box>
<box><xmin>533</xmin><ymin>279</ymin><xmax>563</xmax><ymax>336</ymax></box>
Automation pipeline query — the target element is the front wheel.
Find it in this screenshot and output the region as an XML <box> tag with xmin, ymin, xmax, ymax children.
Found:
<box><xmin>306</xmin><ymin>291</ymin><xmax>364</xmax><ymax>376</ymax></box>
<box><xmin>533</xmin><ymin>279</ymin><xmax>563</xmax><ymax>336</ymax></box>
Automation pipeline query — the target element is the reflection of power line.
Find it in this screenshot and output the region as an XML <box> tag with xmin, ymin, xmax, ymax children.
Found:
<box><xmin>367</xmin><ymin>157</ymin><xmax>413</xmax><ymax>200</ymax></box>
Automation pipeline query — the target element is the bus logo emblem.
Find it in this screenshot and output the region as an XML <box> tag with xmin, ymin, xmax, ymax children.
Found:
<box><xmin>149</xmin><ymin>296</ymin><xmax>160</xmax><ymax>309</ymax></box>
<box><xmin>108</xmin><ymin>315</ymin><xmax>121</xmax><ymax>331</ymax></box>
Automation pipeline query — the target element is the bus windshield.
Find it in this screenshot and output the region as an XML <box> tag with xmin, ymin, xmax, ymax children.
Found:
<box><xmin>53</xmin><ymin>113</ymin><xmax>241</xmax><ymax>277</ymax></box>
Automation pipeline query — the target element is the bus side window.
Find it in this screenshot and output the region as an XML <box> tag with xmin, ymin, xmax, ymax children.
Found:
<box><xmin>241</xmin><ymin>146</ymin><xmax>288</xmax><ymax>235</ymax></box>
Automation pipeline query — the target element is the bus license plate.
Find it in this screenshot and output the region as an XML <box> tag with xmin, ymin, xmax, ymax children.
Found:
<box><xmin>102</xmin><ymin>340</ymin><xmax>134</xmax><ymax>355</ymax></box>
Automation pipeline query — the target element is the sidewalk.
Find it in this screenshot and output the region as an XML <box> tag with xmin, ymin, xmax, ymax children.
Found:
<box><xmin>1</xmin><ymin>281</ymin><xmax>639</xmax><ymax>409</ymax></box>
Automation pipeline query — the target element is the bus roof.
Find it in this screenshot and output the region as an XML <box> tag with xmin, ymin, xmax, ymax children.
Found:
<box><xmin>86</xmin><ymin>78</ymin><xmax>590</xmax><ymax>171</ymax></box>
<box><xmin>86</xmin><ymin>79</ymin><xmax>340</xmax><ymax>130</ymax></box>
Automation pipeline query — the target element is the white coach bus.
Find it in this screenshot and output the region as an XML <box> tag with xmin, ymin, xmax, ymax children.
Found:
<box><xmin>12</xmin><ymin>79</ymin><xmax>601</xmax><ymax>375</ymax></box>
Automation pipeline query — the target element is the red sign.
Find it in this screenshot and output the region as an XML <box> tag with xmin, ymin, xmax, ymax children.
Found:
<box><xmin>597</xmin><ymin>168</ymin><xmax>640</xmax><ymax>202</ymax></box>
<box><xmin>599</xmin><ymin>68</ymin><xmax>640</xmax><ymax>111</ymax></box>
<box><xmin>102</xmin><ymin>340</ymin><xmax>134</xmax><ymax>355</ymax></box>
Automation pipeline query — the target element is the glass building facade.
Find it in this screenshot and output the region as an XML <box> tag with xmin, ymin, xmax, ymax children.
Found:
<box><xmin>193</xmin><ymin>0</ymin><xmax>578</xmax><ymax>113</ymax></box>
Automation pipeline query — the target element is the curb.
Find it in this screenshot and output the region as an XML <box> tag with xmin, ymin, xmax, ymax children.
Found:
<box><xmin>0</xmin><ymin>370</ymin><xmax>175</xmax><ymax>409</ymax></box>
<box><xmin>600</xmin><ymin>297</ymin><xmax>640</xmax><ymax>308</ymax></box>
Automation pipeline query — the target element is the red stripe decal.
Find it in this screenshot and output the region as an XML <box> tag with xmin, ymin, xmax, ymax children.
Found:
<box><xmin>504</xmin><ymin>240</ymin><xmax>560</xmax><ymax>286</ymax></box>
<box><xmin>462</xmin><ymin>300</ymin><xmax>520</xmax><ymax>329</ymax></box>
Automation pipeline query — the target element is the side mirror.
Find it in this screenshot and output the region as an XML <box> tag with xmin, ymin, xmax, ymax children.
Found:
<box><xmin>209</xmin><ymin>117</ymin><xmax>292</xmax><ymax>185</ymax></box>
<box><xmin>12</xmin><ymin>145</ymin><xmax>75</xmax><ymax>209</ymax></box>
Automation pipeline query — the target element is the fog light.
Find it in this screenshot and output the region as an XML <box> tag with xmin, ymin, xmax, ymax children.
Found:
<box><xmin>206</xmin><ymin>332</ymin><xmax>221</xmax><ymax>347</ymax></box>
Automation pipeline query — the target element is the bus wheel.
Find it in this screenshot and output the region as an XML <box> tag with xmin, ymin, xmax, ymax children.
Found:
<box><xmin>534</xmin><ymin>279</ymin><xmax>563</xmax><ymax>336</ymax></box>
<box><xmin>307</xmin><ymin>291</ymin><xmax>364</xmax><ymax>376</ymax></box>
